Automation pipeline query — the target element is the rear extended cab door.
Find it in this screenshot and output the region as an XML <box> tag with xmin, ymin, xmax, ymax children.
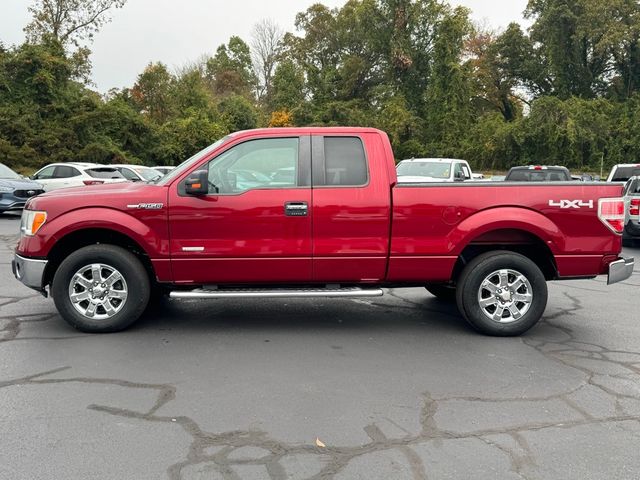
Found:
<box><xmin>310</xmin><ymin>132</ymin><xmax>392</xmax><ymax>282</ymax></box>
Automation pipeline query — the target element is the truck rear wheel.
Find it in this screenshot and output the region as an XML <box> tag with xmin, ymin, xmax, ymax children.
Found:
<box><xmin>51</xmin><ymin>244</ymin><xmax>150</xmax><ymax>333</ymax></box>
<box><xmin>455</xmin><ymin>251</ymin><xmax>548</xmax><ymax>336</ymax></box>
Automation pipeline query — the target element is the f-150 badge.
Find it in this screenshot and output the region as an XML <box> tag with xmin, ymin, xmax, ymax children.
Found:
<box><xmin>126</xmin><ymin>203</ymin><xmax>164</xmax><ymax>210</ymax></box>
<box><xmin>548</xmin><ymin>200</ymin><xmax>594</xmax><ymax>209</ymax></box>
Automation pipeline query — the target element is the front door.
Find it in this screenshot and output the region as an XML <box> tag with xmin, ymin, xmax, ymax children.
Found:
<box><xmin>168</xmin><ymin>135</ymin><xmax>312</xmax><ymax>284</ymax></box>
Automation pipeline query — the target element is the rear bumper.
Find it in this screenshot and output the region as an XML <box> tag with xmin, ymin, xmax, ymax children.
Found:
<box><xmin>607</xmin><ymin>256</ymin><xmax>635</xmax><ymax>285</ymax></box>
<box><xmin>12</xmin><ymin>253</ymin><xmax>48</xmax><ymax>292</ymax></box>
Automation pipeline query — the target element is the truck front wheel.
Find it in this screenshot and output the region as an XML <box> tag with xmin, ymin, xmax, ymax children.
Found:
<box><xmin>456</xmin><ymin>251</ymin><xmax>548</xmax><ymax>336</ymax></box>
<box><xmin>51</xmin><ymin>244</ymin><xmax>150</xmax><ymax>333</ymax></box>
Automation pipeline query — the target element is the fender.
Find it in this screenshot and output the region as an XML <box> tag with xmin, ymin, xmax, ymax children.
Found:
<box><xmin>447</xmin><ymin>207</ymin><xmax>564</xmax><ymax>255</ymax></box>
<box><xmin>19</xmin><ymin>207</ymin><xmax>169</xmax><ymax>259</ymax></box>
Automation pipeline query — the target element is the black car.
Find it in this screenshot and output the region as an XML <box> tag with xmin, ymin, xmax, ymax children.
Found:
<box><xmin>0</xmin><ymin>163</ymin><xmax>45</xmax><ymax>214</ymax></box>
<box><xmin>623</xmin><ymin>176</ymin><xmax>640</xmax><ymax>246</ymax></box>
<box><xmin>505</xmin><ymin>165</ymin><xmax>572</xmax><ymax>182</ymax></box>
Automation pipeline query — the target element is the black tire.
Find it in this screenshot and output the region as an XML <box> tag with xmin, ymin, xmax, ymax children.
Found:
<box><xmin>51</xmin><ymin>244</ymin><xmax>150</xmax><ymax>333</ymax></box>
<box><xmin>425</xmin><ymin>284</ymin><xmax>457</xmax><ymax>302</ymax></box>
<box><xmin>455</xmin><ymin>251</ymin><xmax>548</xmax><ymax>336</ymax></box>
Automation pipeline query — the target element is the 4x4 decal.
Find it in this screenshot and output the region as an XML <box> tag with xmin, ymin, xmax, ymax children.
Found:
<box><xmin>548</xmin><ymin>200</ymin><xmax>594</xmax><ymax>209</ymax></box>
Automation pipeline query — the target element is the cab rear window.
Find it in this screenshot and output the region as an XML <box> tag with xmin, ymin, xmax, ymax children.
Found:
<box><xmin>506</xmin><ymin>169</ymin><xmax>570</xmax><ymax>181</ymax></box>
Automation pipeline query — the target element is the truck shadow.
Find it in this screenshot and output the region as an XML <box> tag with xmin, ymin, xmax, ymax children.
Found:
<box><xmin>134</xmin><ymin>292</ymin><xmax>473</xmax><ymax>336</ymax></box>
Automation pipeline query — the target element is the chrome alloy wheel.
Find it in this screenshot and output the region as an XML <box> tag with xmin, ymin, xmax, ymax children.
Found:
<box><xmin>68</xmin><ymin>263</ymin><xmax>128</xmax><ymax>319</ymax></box>
<box><xmin>477</xmin><ymin>269</ymin><xmax>533</xmax><ymax>324</ymax></box>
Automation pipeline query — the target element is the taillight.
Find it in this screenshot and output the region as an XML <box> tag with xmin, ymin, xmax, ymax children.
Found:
<box><xmin>630</xmin><ymin>198</ymin><xmax>640</xmax><ymax>218</ymax></box>
<box><xmin>83</xmin><ymin>180</ymin><xmax>104</xmax><ymax>186</ymax></box>
<box><xmin>598</xmin><ymin>198</ymin><xmax>625</xmax><ymax>234</ymax></box>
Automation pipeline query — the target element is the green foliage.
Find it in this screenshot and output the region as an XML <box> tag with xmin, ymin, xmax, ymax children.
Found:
<box><xmin>3</xmin><ymin>0</ymin><xmax>640</xmax><ymax>175</ymax></box>
<box><xmin>206</xmin><ymin>36</ymin><xmax>256</xmax><ymax>97</ymax></box>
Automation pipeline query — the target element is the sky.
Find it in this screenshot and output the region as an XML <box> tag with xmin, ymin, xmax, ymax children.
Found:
<box><xmin>1</xmin><ymin>0</ymin><xmax>528</xmax><ymax>92</ymax></box>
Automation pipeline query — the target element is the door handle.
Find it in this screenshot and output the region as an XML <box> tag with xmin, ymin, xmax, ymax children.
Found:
<box><xmin>284</xmin><ymin>201</ymin><xmax>308</xmax><ymax>216</ymax></box>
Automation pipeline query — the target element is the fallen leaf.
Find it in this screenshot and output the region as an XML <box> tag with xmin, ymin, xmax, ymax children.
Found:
<box><xmin>315</xmin><ymin>437</ymin><xmax>326</xmax><ymax>448</ymax></box>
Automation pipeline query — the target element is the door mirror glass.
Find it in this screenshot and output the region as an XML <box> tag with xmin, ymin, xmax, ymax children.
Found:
<box><xmin>185</xmin><ymin>170</ymin><xmax>210</xmax><ymax>195</ymax></box>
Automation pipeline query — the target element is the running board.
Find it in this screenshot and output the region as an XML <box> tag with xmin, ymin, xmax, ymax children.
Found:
<box><xmin>169</xmin><ymin>286</ymin><xmax>384</xmax><ymax>299</ymax></box>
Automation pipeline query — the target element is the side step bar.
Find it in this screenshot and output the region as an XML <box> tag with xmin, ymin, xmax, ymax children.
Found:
<box><xmin>169</xmin><ymin>286</ymin><xmax>384</xmax><ymax>299</ymax></box>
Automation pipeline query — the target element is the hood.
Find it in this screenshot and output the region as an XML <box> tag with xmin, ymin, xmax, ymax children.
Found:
<box><xmin>0</xmin><ymin>178</ymin><xmax>43</xmax><ymax>190</ymax></box>
<box><xmin>38</xmin><ymin>180</ymin><xmax>151</xmax><ymax>199</ymax></box>
<box><xmin>26</xmin><ymin>181</ymin><xmax>167</xmax><ymax>214</ymax></box>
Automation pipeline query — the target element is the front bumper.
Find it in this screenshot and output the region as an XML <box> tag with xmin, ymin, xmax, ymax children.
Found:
<box><xmin>12</xmin><ymin>253</ymin><xmax>48</xmax><ymax>293</ymax></box>
<box><xmin>0</xmin><ymin>199</ymin><xmax>26</xmax><ymax>212</ymax></box>
<box><xmin>607</xmin><ymin>256</ymin><xmax>635</xmax><ymax>285</ymax></box>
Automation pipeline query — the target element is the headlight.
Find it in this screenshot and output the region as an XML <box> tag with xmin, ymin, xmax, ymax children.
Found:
<box><xmin>20</xmin><ymin>210</ymin><xmax>47</xmax><ymax>236</ymax></box>
<box><xmin>0</xmin><ymin>186</ymin><xmax>13</xmax><ymax>193</ymax></box>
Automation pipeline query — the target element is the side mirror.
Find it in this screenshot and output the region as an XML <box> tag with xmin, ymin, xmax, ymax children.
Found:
<box><xmin>185</xmin><ymin>170</ymin><xmax>209</xmax><ymax>195</ymax></box>
<box><xmin>29</xmin><ymin>175</ymin><xmax>36</xmax><ymax>180</ymax></box>
<box><xmin>455</xmin><ymin>170</ymin><xmax>465</xmax><ymax>181</ymax></box>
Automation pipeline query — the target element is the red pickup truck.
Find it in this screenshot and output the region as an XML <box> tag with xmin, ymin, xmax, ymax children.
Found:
<box><xmin>12</xmin><ymin>127</ymin><xmax>634</xmax><ymax>336</ymax></box>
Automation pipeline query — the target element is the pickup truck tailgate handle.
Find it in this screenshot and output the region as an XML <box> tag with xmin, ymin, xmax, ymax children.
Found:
<box><xmin>284</xmin><ymin>202</ymin><xmax>308</xmax><ymax>217</ymax></box>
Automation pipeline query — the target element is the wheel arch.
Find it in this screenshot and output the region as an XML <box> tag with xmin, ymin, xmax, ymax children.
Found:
<box><xmin>446</xmin><ymin>208</ymin><xmax>562</xmax><ymax>283</ymax></box>
<box><xmin>43</xmin><ymin>228</ymin><xmax>157</xmax><ymax>287</ymax></box>
<box><xmin>451</xmin><ymin>228</ymin><xmax>559</xmax><ymax>283</ymax></box>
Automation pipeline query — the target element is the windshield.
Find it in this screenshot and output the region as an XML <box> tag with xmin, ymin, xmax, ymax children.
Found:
<box><xmin>397</xmin><ymin>161</ymin><xmax>452</xmax><ymax>179</ymax></box>
<box><xmin>156</xmin><ymin>136</ymin><xmax>231</xmax><ymax>185</ymax></box>
<box><xmin>611</xmin><ymin>166</ymin><xmax>640</xmax><ymax>182</ymax></box>
<box><xmin>135</xmin><ymin>167</ymin><xmax>163</xmax><ymax>181</ymax></box>
<box><xmin>0</xmin><ymin>163</ymin><xmax>21</xmax><ymax>179</ymax></box>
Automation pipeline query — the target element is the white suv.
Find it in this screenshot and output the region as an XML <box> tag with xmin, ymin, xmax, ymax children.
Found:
<box><xmin>30</xmin><ymin>163</ymin><xmax>127</xmax><ymax>191</ymax></box>
<box><xmin>396</xmin><ymin>158</ymin><xmax>474</xmax><ymax>183</ymax></box>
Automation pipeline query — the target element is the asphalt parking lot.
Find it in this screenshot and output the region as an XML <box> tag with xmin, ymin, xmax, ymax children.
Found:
<box><xmin>1</xmin><ymin>213</ymin><xmax>639</xmax><ymax>480</ymax></box>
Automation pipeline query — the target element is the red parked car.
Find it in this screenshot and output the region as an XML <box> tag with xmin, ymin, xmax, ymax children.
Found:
<box><xmin>13</xmin><ymin>127</ymin><xmax>634</xmax><ymax>336</ymax></box>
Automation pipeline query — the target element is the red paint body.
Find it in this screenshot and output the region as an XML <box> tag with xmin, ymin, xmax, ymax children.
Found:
<box><xmin>18</xmin><ymin>127</ymin><xmax>625</xmax><ymax>286</ymax></box>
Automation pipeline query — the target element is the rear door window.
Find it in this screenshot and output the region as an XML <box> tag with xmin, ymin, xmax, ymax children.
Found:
<box><xmin>314</xmin><ymin>137</ymin><xmax>368</xmax><ymax>186</ymax></box>
<box><xmin>53</xmin><ymin>166</ymin><xmax>80</xmax><ymax>178</ymax></box>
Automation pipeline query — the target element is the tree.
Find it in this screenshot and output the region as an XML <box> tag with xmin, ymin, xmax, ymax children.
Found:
<box><xmin>25</xmin><ymin>0</ymin><xmax>126</xmax><ymax>47</ymax></box>
<box><xmin>526</xmin><ymin>0</ymin><xmax>612</xmax><ymax>99</ymax></box>
<box><xmin>466</xmin><ymin>27</ymin><xmax>521</xmax><ymax>121</ymax></box>
<box><xmin>218</xmin><ymin>95</ymin><xmax>258</xmax><ymax>131</ymax></box>
<box><xmin>130</xmin><ymin>63</ymin><xmax>174</xmax><ymax>124</ymax></box>
<box><xmin>251</xmin><ymin>19</ymin><xmax>284</xmax><ymax>104</ymax></box>
<box><xmin>206</xmin><ymin>36</ymin><xmax>256</xmax><ymax>98</ymax></box>
<box><xmin>270</xmin><ymin>59</ymin><xmax>305</xmax><ymax>112</ymax></box>
<box><xmin>424</xmin><ymin>6</ymin><xmax>474</xmax><ymax>157</ymax></box>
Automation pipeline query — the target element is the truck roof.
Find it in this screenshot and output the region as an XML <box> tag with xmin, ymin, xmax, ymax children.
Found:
<box><xmin>233</xmin><ymin>127</ymin><xmax>387</xmax><ymax>137</ymax></box>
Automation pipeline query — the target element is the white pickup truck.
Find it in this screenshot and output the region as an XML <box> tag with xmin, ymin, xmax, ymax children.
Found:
<box><xmin>396</xmin><ymin>158</ymin><xmax>475</xmax><ymax>183</ymax></box>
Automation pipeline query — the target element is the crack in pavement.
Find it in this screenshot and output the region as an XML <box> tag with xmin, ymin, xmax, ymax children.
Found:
<box><xmin>1</xmin><ymin>231</ymin><xmax>640</xmax><ymax>479</ymax></box>
<box><xmin>1</xmin><ymin>360</ymin><xmax>639</xmax><ymax>480</ymax></box>
<box><xmin>1</xmin><ymin>288</ymin><xmax>639</xmax><ymax>479</ymax></box>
